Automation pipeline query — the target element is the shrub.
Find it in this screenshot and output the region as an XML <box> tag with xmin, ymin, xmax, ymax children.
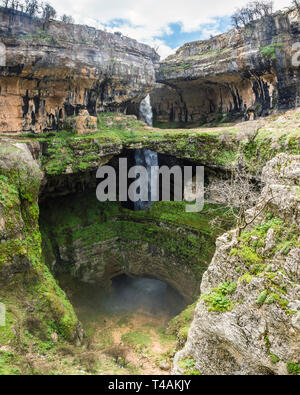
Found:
<box><xmin>287</xmin><ymin>362</ymin><xmax>300</xmax><ymax>375</ymax></box>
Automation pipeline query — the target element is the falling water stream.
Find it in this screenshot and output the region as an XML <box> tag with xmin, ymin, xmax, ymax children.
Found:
<box><xmin>139</xmin><ymin>94</ymin><xmax>153</xmax><ymax>126</ymax></box>
<box><xmin>134</xmin><ymin>95</ymin><xmax>158</xmax><ymax>211</ymax></box>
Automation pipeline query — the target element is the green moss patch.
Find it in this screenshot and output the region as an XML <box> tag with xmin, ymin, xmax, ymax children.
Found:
<box><xmin>201</xmin><ymin>281</ymin><xmax>237</xmax><ymax>313</ymax></box>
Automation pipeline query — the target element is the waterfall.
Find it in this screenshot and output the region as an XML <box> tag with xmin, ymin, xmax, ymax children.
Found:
<box><xmin>134</xmin><ymin>95</ymin><xmax>158</xmax><ymax>211</ymax></box>
<box><xmin>139</xmin><ymin>94</ymin><xmax>153</xmax><ymax>127</ymax></box>
<box><xmin>134</xmin><ymin>149</ymin><xmax>158</xmax><ymax>210</ymax></box>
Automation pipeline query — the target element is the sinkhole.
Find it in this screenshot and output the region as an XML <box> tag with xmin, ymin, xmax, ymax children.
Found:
<box><xmin>56</xmin><ymin>273</ymin><xmax>188</xmax><ymax>373</ymax></box>
<box><xmin>105</xmin><ymin>275</ymin><xmax>186</xmax><ymax>317</ymax></box>
<box><xmin>58</xmin><ymin>273</ymin><xmax>187</xmax><ymax>322</ymax></box>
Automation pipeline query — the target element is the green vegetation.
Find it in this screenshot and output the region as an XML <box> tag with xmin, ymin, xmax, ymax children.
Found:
<box><xmin>178</xmin><ymin>357</ymin><xmax>200</xmax><ymax>375</ymax></box>
<box><xmin>40</xmin><ymin>192</ymin><xmax>235</xmax><ymax>293</ymax></box>
<box><xmin>242</xmin><ymin>120</ymin><xmax>300</xmax><ymax>173</ymax></box>
<box><xmin>227</xmin><ymin>209</ymin><xmax>300</xmax><ymax>316</ymax></box>
<box><xmin>167</xmin><ymin>302</ymin><xmax>197</xmax><ymax>347</ymax></box>
<box><xmin>286</xmin><ymin>362</ymin><xmax>300</xmax><ymax>375</ymax></box>
<box><xmin>14</xmin><ymin>111</ymin><xmax>294</xmax><ymax>177</ymax></box>
<box><xmin>121</xmin><ymin>329</ymin><xmax>152</xmax><ymax>350</ymax></box>
<box><xmin>260</xmin><ymin>43</ymin><xmax>284</xmax><ymax>60</ymax></box>
<box><xmin>230</xmin><ymin>217</ymin><xmax>300</xmax><ymax>278</ymax></box>
<box><xmin>0</xmin><ymin>109</ymin><xmax>299</xmax><ymax>374</ymax></box>
<box><xmin>256</xmin><ymin>290</ymin><xmax>268</xmax><ymax>305</ymax></box>
<box><xmin>6</xmin><ymin>110</ymin><xmax>295</xmax><ymax>178</ymax></box>
<box><xmin>201</xmin><ymin>281</ymin><xmax>237</xmax><ymax>312</ymax></box>
<box><xmin>270</xmin><ymin>353</ymin><xmax>280</xmax><ymax>364</ymax></box>
<box><xmin>0</xmin><ymin>141</ymin><xmax>81</xmax><ymax>374</ymax></box>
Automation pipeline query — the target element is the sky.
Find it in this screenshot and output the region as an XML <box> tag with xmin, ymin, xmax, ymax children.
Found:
<box><xmin>49</xmin><ymin>0</ymin><xmax>293</xmax><ymax>59</ymax></box>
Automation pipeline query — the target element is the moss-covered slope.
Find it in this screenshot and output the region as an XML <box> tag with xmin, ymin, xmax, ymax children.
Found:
<box><xmin>40</xmin><ymin>192</ymin><xmax>235</xmax><ymax>302</ymax></box>
<box><xmin>13</xmin><ymin>109</ymin><xmax>298</xmax><ymax>177</ymax></box>
<box><xmin>0</xmin><ymin>140</ymin><xmax>83</xmax><ymax>374</ymax></box>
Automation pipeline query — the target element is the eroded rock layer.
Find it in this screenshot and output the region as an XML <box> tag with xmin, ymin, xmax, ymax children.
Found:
<box><xmin>154</xmin><ymin>8</ymin><xmax>300</xmax><ymax>127</ymax></box>
<box><xmin>40</xmin><ymin>193</ymin><xmax>233</xmax><ymax>303</ymax></box>
<box><xmin>0</xmin><ymin>8</ymin><xmax>159</xmax><ymax>134</ymax></box>
<box><xmin>173</xmin><ymin>154</ymin><xmax>300</xmax><ymax>375</ymax></box>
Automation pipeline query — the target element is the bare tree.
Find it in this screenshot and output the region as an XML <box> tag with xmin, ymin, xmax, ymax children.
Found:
<box><xmin>24</xmin><ymin>0</ymin><xmax>40</xmax><ymax>17</ymax></box>
<box><xmin>206</xmin><ymin>160</ymin><xmax>274</xmax><ymax>236</ymax></box>
<box><xmin>2</xmin><ymin>0</ymin><xmax>60</xmax><ymax>19</ymax></box>
<box><xmin>232</xmin><ymin>1</ymin><xmax>274</xmax><ymax>28</ymax></box>
<box><xmin>154</xmin><ymin>44</ymin><xmax>160</xmax><ymax>53</ymax></box>
<box><xmin>60</xmin><ymin>14</ymin><xmax>74</xmax><ymax>24</ymax></box>
<box><xmin>1</xmin><ymin>0</ymin><xmax>10</xmax><ymax>8</ymax></box>
<box><xmin>232</xmin><ymin>13</ymin><xmax>240</xmax><ymax>28</ymax></box>
<box><xmin>41</xmin><ymin>2</ymin><xmax>56</xmax><ymax>21</ymax></box>
<box><xmin>292</xmin><ymin>0</ymin><xmax>300</xmax><ymax>10</ymax></box>
<box><xmin>260</xmin><ymin>0</ymin><xmax>274</xmax><ymax>15</ymax></box>
<box><xmin>6</xmin><ymin>0</ymin><xmax>19</xmax><ymax>10</ymax></box>
<box><xmin>104</xmin><ymin>345</ymin><xmax>129</xmax><ymax>367</ymax></box>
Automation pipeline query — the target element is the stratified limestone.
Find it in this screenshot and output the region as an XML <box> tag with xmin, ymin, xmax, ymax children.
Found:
<box><xmin>154</xmin><ymin>8</ymin><xmax>300</xmax><ymax>127</ymax></box>
<box><xmin>0</xmin><ymin>8</ymin><xmax>159</xmax><ymax>134</ymax></box>
<box><xmin>0</xmin><ymin>139</ymin><xmax>83</xmax><ymax>344</ymax></box>
<box><xmin>173</xmin><ymin>154</ymin><xmax>300</xmax><ymax>375</ymax></box>
<box><xmin>40</xmin><ymin>194</ymin><xmax>234</xmax><ymax>303</ymax></box>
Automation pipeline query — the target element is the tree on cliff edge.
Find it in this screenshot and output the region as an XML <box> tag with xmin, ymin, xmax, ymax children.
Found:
<box><xmin>207</xmin><ymin>159</ymin><xmax>274</xmax><ymax>237</ymax></box>
<box><xmin>232</xmin><ymin>1</ymin><xmax>274</xmax><ymax>28</ymax></box>
<box><xmin>1</xmin><ymin>0</ymin><xmax>59</xmax><ymax>20</ymax></box>
<box><xmin>60</xmin><ymin>14</ymin><xmax>74</xmax><ymax>24</ymax></box>
<box><xmin>24</xmin><ymin>0</ymin><xmax>40</xmax><ymax>17</ymax></box>
<box><xmin>41</xmin><ymin>2</ymin><xmax>56</xmax><ymax>21</ymax></box>
<box><xmin>292</xmin><ymin>0</ymin><xmax>300</xmax><ymax>10</ymax></box>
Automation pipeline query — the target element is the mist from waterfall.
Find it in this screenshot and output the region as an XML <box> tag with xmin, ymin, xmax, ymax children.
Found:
<box><xmin>134</xmin><ymin>95</ymin><xmax>158</xmax><ymax>211</ymax></box>
<box><xmin>103</xmin><ymin>275</ymin><xmax>185</xmax><ymax>317</ymax></box>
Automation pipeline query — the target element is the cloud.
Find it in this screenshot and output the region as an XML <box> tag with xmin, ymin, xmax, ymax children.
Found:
<box><xmin>50</xmin><ymin>0</ymin><xmax>293</xmax><ymax>58</ymax></box>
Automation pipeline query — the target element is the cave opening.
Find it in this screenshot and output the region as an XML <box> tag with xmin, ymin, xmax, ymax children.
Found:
<box><xmin>107</xmin><ymin>274</ymin><xmax>186</xmax><ymax>317</ymax></box>
<box><xmin>59</xmin><ymin>273</ymin><xmax>186</xmax><ymax>321</ymax></box>
<box><xmin>37</xmin><ymin>145</ymin><xmax>238</xmax><ymax>372</ymax></box>
<box><xmin>54</xmin><ymin>272</ymin><xmax>188</xmax><ymax>374</ymax></box>
<box><xmin>37</xmin><ymin>147</ymin><xmax>237</xmax><ymax>373</ymax></box>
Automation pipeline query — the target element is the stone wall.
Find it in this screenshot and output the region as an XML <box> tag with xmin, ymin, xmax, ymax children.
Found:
<box><xmin>0</xmin><ymin>8</ymin><xmax>159</xmax><ymax>134</ymax></box>
<box><xmin>153</xmin><ymin>8</ymin><xmax>300</xmax><ymax>127</ymax></box>
<box><xmin>173</xmin><ymin>154</ymin><xmax>300</xmax><ymax>375</ymax></box>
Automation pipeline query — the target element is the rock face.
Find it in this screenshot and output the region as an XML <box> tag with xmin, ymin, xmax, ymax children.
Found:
<box><xmin>173</xmin><ymin>153</ymin><xmax>300</xmax><ymax>375</ymax></box>
<box><xmin>39</xmin><ymin>192</ymin><xmax>230</xmax><ymax>303</ymax></box>
<box><xmin>38</xmin><ymin>110</ymin><xmax>300</xmax><ymax>187</ymax></box>
<box><xmin>0</xmin><ymin>139</ymin><xmax>83</xmax><ymax>343</ymax></box>
<box><xmin>153</xmin><ymin>8</ymin><xmax>300</xmax><ymax>127</ymax></box>
<box><xmin>0</xmin><ymin>8</ymin><xmax>159</xmax><ymax>134</ymax></box>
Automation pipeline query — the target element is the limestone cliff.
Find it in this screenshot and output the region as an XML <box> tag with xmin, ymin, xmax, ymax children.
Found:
<box><xmin>0</xmin><ymin>139</ymin><xmax>83</xmax><ymax>346</ymax></box>
<box><xmin>173</xmin><ymin>153</ymin><xmax>300</xmax><ymax>375</ymax></box>
<box><xmin>0</xmin><ymin>8</ymin><xmax>159</xmax><ymax>134</ymax></box>
<box><xmin>153</xmin><ymin>8</ymin><xmax>300</xmax><ymax>127</ymax></box>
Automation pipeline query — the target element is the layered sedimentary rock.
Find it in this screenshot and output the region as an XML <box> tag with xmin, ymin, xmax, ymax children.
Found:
<box><xmin>40</xmin><ymin>193</ymin><xmax>227</xmax><ymax>303</ymax></box>
<box><xmin>153</xmin><ymin>8</ymin><xmax>300</xmax><ymax>127</ymax></box>
<box><xmin>0</xmin><ymin>8</ymin><xmax>159</xmax><ymax>134</ymax></box>
<box><xmin>39</xmin><ymin>111</ymin><xmax>300</xmax><ymax>184</ymax></box>
<box><xmin>0</xmin><ymin>139</ymin><xmax>83</xmax><ymax>343</ymax></box>
<box><xmin>173</xmin><ymin>153</ymin><xmax>300</xmax><ymax>375</ymax></box>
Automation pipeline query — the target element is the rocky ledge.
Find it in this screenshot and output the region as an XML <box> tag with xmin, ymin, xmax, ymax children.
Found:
<box><xmin>0</xmin><ymin>8</ymin><xmax>159</xmax><ymax>134</ymax></box>
<box><xmin>173</xmin><ymin>153</ymin><xmax>300</xmax><ymax>375</ymax></box>
<box><xmin>153</xmin><ymin>8</ymin><xmax>300</xmax><ymax>127</ymax></box>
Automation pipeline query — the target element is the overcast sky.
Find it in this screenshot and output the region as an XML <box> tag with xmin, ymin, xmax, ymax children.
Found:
<box><xmin>49</xmin><ymin>0</ymin><xmax>292</xmax><ymax>58</ymax></box>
